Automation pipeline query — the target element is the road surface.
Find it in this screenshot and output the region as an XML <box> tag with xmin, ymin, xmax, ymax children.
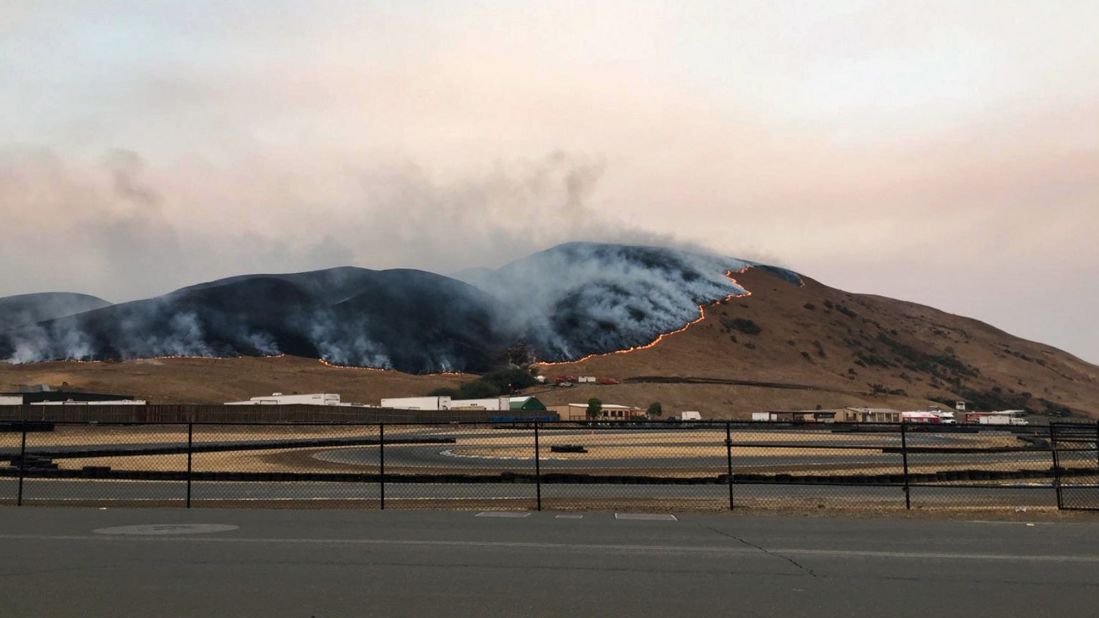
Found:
<box><xmin>0</xmin><ymin>478</ymin><xmax>1062</xmax><ymax>508</ymax></box>
<box><xmin>0</xmin><ymin>508</ymin><xmax>1096</xmax><ymax>617</ymax></box>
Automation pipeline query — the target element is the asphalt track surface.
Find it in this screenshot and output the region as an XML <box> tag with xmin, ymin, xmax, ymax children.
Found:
<box><xmin>313</xmin><ymin>441</ymin><xmax>1057</xmax><ymax>470</ymax></box>
<box><xmin>0</xmin><ymin>479</ymin><xmax>1065</xmax><ymax>507</ymax></box>
<box><xmin>2</xmin><ymin>427</ymin><xmax>1070</xmax><ymax>473</ymax></box>
<box><xmin>0</xmin><ymin>508</ymin><xmax>1097</xmax><ymax>617</ymax></box>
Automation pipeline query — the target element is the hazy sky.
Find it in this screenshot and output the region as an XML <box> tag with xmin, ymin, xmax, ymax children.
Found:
<box><xmin>1</xmin><ymin>1</ymin><xmax>1097</xmax><ymax>362</ymax></box>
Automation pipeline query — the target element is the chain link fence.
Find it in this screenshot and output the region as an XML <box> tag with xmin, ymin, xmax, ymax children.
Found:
<box><xmin>1</xmin><ymin>420</ymin><xmax>1096</xmax><ymax>511</ymax></box>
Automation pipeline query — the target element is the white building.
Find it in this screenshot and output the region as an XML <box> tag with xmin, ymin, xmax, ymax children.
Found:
<box><xmin>32</xmin><ymin>399</ymin><xmax>147</xmax><ymax>406</ymax></box>
<box><xmin>380</xmin><ymin>396</ymin><xmax>517</xmax><ymax>411</ymax></box>
<box><xmin>380</xmin><ymin>396</ymin><xmax>450</xmax><ymax>410</ymax></box>
<box><xmin>226</xmin><ymin>393</ymin><xmax>343</xmax><ymax>406</ymax></box>
<box><xmin>446</xmin><ymin>397</ymin><xmax>510</xmax><ymax>411</ymax></box>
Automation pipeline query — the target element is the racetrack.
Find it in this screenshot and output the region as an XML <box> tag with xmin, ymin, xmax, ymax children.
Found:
<box><xmin>2</xmin><ymin>424</ymin><xmax>1094</xmax><ymax>510</ymax></box>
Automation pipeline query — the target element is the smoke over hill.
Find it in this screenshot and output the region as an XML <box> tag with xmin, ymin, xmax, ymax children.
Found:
<box><xmin>0</xmin><ymin>293</ymin><xmax>110</xmax><ymax>328</ymax></box>
<box><xmin>0</xmin><ymin>243</ymin><xmax>784</xmax><ymax>372</ymax></box>
<box><xmin>457</xmin><ymin>242</ymin><xmax>792</xmax><ymax>361</ymax></box>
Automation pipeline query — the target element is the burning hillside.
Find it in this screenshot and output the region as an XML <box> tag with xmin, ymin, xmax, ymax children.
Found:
<box><xmin>0</xmin><ymin>243</ymin><xmax>796</xmax><ymax>373</ymax></box>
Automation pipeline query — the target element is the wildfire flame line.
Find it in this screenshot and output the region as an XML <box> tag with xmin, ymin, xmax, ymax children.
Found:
<box><xmin>534</xmin><ymin>266</ymin><xmax>754</xmax><ymax>368</ymax></box>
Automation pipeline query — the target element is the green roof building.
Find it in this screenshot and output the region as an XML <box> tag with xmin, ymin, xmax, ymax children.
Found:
<box><xmin>509</xmin><ymin>396</ymin><xmax>547</xmax><ymax>411</ymax></box>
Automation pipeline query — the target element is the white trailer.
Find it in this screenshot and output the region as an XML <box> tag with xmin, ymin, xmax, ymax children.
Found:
<box><xmin>379</xmin><ymin>396</ymin><xmax>451</xmax><ymax>410</ymax></box>
<box><xmin>226</xmin><ymin>393</ymin><xmax>342</xmax><ymax>406</ymax></box>
<box><xmin>680</xmin><ymin>411</ymin><xmax>702</xmax><ymax>421</ymax></box>
<box><xmin>444</xmin><ymin>397</ymin><xmax>509</xmax><ymax>411</ymax></box>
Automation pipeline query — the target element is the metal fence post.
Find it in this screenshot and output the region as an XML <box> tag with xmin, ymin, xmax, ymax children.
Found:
<box><xmin>1050</xmin><ymin>422</ymin><xmax>1063</xmax><ymax>510</ymax></box>
<box><xmin>379</xmin><ymin>423</ymin><xmax>385</xmax><ymax>510</ymax></box>
<box><xmin>16</xmin><ymin>424</ymin><xmax>27</xmax><ymax>507</ymax></box>
<box><xmin>186</xmin><ymin>422</ymin><xmax>193</xmax><ymax>508</ymax></box>
<box><xmin>726</xmin><ymin>421</ymin><xmax>734</xmax><ymax>510</ymax></box>
<box><xmin>900</xmin><ymin>422</ymin><xmax>911</xmax><ymax>510</ymax></box>
<box><xmin>534</xmin><ymin>421</ymin><xmax>542</xmax><ymax>511</ymax></box>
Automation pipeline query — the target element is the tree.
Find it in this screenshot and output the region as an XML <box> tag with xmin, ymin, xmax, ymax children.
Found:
<box><xmin>458</xmin><ymin>380</ymin><xmax>502</xmax><ymax>399</ymax></box>
<box><xmin>481</xmin><ymin>368</ymin><xmax>538</xmax><ymax>395</ymax></box>
<box><xmin>646</xmin><ymin>402</ymin><xmax>663</xmax><ymax>417</ymax></box>
<box><xmin>586</xmin><ymin>397</ymin><xmax>602</xmax><ymax>420</ymax></box>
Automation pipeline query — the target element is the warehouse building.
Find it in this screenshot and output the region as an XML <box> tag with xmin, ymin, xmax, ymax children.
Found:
<box><xmin>226</xmin><ymin>393</ymin><xmax>347</xmax><ymax>406</ymax></box>
<box><xmin>1</xmin><ymin>385</ymin><xmax>143</xmax><ymax>406</ymax></box>
<box><xmin>381</xmin><ymin>395</ymin><xmax>548</xmax><ymax>412</ymax></box>
<box><xmin>551</xmin><ymin>403</ymin><xmax>644</xmax><ymax>421</ymax></box>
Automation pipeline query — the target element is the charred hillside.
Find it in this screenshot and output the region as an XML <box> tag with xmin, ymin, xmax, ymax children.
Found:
<box><xmin>0</xmin><ymin>243</ymin><xmax>793</xmax><ymax>373</ymax></box>
<box><xmin>0</xmin><ymin>268</ymin><xmax>510</xmax><ymax>373</ymax></box>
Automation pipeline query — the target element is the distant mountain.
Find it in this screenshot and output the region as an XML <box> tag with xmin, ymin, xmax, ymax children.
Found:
<box><xmin>0</xmin><ymin>293</ymin><xmax>111</xmax><ymax>328</ymax></box>
<box><xmin>0</xmin><ymin>242</ymin><xmax>1096</xmax><ymax>420</ymax></box>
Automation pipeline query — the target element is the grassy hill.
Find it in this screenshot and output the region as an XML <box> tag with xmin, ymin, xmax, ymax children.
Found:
<box><xmin>2</xmin><ymin>267</ymin><xmax>1096</xmax><ymax>419</ymax></box>
<box><xmin>533</xmin><ymin>268</ymin><xmax>1099</xmax><ymax>419</ymax></box>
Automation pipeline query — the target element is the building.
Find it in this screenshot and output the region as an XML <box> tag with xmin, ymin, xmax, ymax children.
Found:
<box><xmin>509</xmin><ymin>396</ymin><xmax>547</xmax><ymax>411</ymax></box>
<box><xmin>29</xmin><ymin>399</ymin><xmax>147</xmax><ymax>406</ymax></box>
<box><xmin>446</xmin><ymin>397</ymin><xmax>510</xmax><ymax>411</ymax></box>
<box><xmin>379</xmin><ymin>396</ymin><xmax>450</xmax><ymax>410</ymax></box>
<box><xmin>752</xmin><ymin>408</ymin><xmax>909</xmax><ymax>423</ymax></box>
<box><xmin>380</xmin><ymin>395</ymin><xmax>549</xmax><ymax>412</ymax></box>
<box><xmin>836</xmin><ymin>407</ymin><xmax>903</xmax><ymax>423</ymax></box>
<box><xmin>551</xmin><ymin>403</ymin><xmax>644</xmax><ymax>421</ymax></box>
<box><xmin>964</xmin><ymin>410</ymin><xmax>1029</xmax><ymax>426</ymax></box>
<box><xmin>226</xmin><ymin>393</ymin><xmax>344</xmax><ymax>406</ymax></box>
<box><xmin>1</xmin><ymin>385</ymin><xmax>143</xmax><ymax>406</ymax></box>
<box><xmin>753</xmin><ymin>410</ymin><xmax>839</xmax><ymax>423</ymax></box>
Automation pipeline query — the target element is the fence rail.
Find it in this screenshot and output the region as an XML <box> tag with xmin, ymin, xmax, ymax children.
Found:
<box><xmin>0</xmin><ymin>420</ymin><xmax>1096</xmax><ymax>511</ymax></box>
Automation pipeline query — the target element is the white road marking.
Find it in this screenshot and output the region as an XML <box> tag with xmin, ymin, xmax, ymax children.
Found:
<box><xmin>555</xmin><ymin>514</ymin><xmax>583</xmax><ymax>519</ymax></box>
<box><xmin>93</xmin><ymin>524</ymin><xmax>239</xmax><ymax>536</ymax></box>
<box><xmin>475</xmin><ymin>512</ymin><xmax>531</xmax><ymax>518</ymax></box>
<box><xmin>615</xmin><ymin>513</ymin><xmax>678</xmax><ymax>521</ymax></box>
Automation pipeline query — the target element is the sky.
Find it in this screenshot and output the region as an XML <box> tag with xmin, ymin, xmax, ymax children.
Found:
<box><xmin>1</xmin><ymin>1</ymin><xmax>1097</xmax><ymax>362</ymax></box>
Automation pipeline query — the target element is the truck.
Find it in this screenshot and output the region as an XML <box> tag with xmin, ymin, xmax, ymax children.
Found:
<box><xmin>680</xmin><ymin>411</ymin><xmax>702</xmax><ymax>421</ymax></box>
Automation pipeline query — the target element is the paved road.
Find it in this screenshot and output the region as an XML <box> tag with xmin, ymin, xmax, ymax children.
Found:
<box><xmin>0</xmin><ymin>478</ymin><xmax>1062</xmax><ymax>507</ymax></box>
<box><xmin>0</xmin><ymin>508</ymin><xmax>1096</xmax><ymax>617</ymax></box>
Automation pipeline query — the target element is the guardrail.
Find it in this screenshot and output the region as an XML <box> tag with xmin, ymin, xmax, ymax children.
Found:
<box><xmin>0</xmin><ymin>420</ymin><xmax>1096</xmax><ymax>511</ymax></box>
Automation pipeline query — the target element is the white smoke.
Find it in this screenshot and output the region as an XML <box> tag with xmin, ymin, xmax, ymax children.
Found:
<box><xmin>457</xmin><ymin>242</ymin><xmax>760</xmax><ymax>360</ymax></box>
